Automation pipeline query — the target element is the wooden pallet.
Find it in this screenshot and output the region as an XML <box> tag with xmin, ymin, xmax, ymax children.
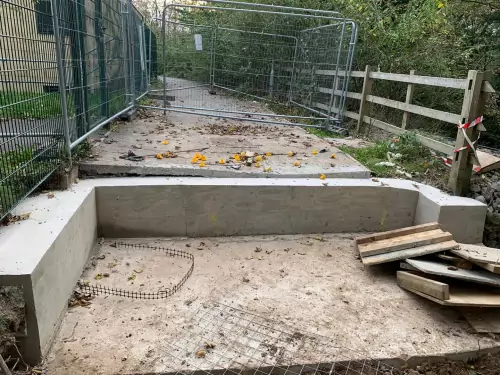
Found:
<box><xmin>354</xmin><ymin>223</ymin><xmax>458</xmax><ymax>265</ymax></box>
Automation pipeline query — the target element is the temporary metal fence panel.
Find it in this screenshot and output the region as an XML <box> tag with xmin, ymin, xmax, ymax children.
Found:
<box><xmin>0</xmin><ymin>0</ymin><xmax>150</xmax><ymax>220</ymax></box>
<box><xmin>147</xmin><ymin>0</ymin><xmax>357</xmax><ymax>130</ymax></box>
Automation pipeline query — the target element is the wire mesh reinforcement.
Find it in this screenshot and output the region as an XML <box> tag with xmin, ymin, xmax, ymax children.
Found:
<box><xmin>78</xmin><ymin>242</ymin><xmax>194</xmax><ymax>300</ymax></box>
<box><xmin>0</xmin><ymin>0</ymin><xmax>154</xmax><ymax>221</ymax></box>
<box><xmin>151</xmin><ymin>302</ymin><xmax>400</xmax><ymax>375</ymax></box>
<box><xmin>148</xmin><ymin>1</ymin><xmax>357</xmax><ymax>131</ymax></box>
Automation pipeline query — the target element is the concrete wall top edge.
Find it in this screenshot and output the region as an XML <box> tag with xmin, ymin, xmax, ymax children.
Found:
<box><xmin>0</xmin><ymin>177</ymin><xmax>485</xmax><ymax>277</ymax></box>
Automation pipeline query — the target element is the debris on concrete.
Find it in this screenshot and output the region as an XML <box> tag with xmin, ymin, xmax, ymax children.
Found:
<box><xmin>354</xmin><ymin>223</ymin><xmax>500</xmax><ymax>328</ymax></box>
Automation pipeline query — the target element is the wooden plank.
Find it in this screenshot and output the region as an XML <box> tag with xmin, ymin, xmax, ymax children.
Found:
<box><xmin>476</xmin><ymin>150</ymin><xmax>500</xmax><ymax>173</ymax></box>
<box><xmin>461</xmin><ymin>308</ymin><xmax>500</xmax><ymax>333</ymax></box>
<box><xmin>400</xmin><ymin>262</ymin><xmax>418</xmax><ymax>272</ymax></box>
<box><xmin>397</xmin><ymin>271</ymin><xmax>450</xmax><ymax>300</ymax></box>
<box><xmin>358</xmin><ymin>229</ymin><xmax>452</xmax><ymax>258</ymax></box>
<box><xmin>354</xmin><ymin>222</ymin><xmax>440</xmax><ymax>256</ymax></box>
<box><xmin>365</xmin><ymin>94</ymin><xmax>462</xmax><ymax>124</ymax></box>
<box><xmin>355</xmin><ymin>223</ymin><xmax>440</xmax><ymax>245</ymax></box>
<box><xmin>406</xmin><ymin>258</ymin><xmax>500</xmax><ymax>287</ymax></box>
<box><xmin>482</xmin><ymin>81</ymin><xmax>496</xmax><ymax>93</ymax></box>
<box><xmin>475</xmin><ymin>262</ymin><xmax>500</xmax><ymax>274</ymax></box>
<box><xmin>318</xmin><ymin>87</ymin><xmax>363</xmax><ymax>100</ymax></box>
<box><xmin>314</xmin><ymin>69</ymin><xmax>364</xmax><ymax>78</ymax></box>
<box><xmin>402</xmin><ymin>70</ymin><xmax>415</xmax><ymax>129</ymax></box>
<box><xmin>452</xmin><ymin>244</ymin><xmax>500</xmax><ymax>265</ymax></box>
<box><xmin>368</xmin><ymin>71</ymin><xmax>468</xmax><ymax>90</ymax></box>
<box><xmin>363</xmin><ymin>116</ymin><xmax>454</xmax><ymax>155</ymax></box>
<box><xmin>362</xmin><ymin>240</ymin><xmax>458</xmax><ymax>266</ymax></box>
<box><xmin>356</xmin><ymin>65</ymin><xmax>373</xmax><ymax>133</ymax></box>
<box><xmin>402</xmin><ymin>286</ymin><xmax>500</xmax><ymax>307</ymax></box>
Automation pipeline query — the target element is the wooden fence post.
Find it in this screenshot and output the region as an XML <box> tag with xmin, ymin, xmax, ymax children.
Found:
<box><xmin>356</xmin><ymin>65</ymin><xmax>372</xmax><ymax>134</ymax></box>
<box><xmin>449</xmin><ymin>70</ymin><xmax>489</xmax><ymax>196</ymax></box>
<box><xmin>401</xmin><ymin>70</ymin><xmax>415</xmax><ymax>129</ymax></box>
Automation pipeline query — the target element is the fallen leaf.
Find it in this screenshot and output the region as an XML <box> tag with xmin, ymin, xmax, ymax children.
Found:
<box><xmin>133</xmin><ymin>269</ymin><xmax>143</xmax><ymax>274</ymax></box>
<box><xmin>156</xmin><ymin>153</ymin><xmax>163</xmax><ymax>159</ymax></box>
<box><xmin>128</xmin><ymin>274</ymin><xmax>136</xmax><ymax>281</ymax></box>
<box><xmin>288</xmin><ymin>151</ymin><xmax>295</xmax><ymax>157</ymax></box>
<box><xmin>294</xmin><ymin>161</ymin><xmax>301</xmax><ymax>167</ymax></box>
<box><xmin>255</xmin><ymin>162</ymin><xmax>261</xmax><ymax>168</ymax></box>
<box><xmin>242</xmin><ymin>277</ymin><xmax>250</xmax><ymax>283</ymax></box>
<box><xmin>320</xmin><ymin>174</ymin><xmax>326</xmax><ymax>180</ymax></box>
<box><xmin>201</xmin><ymin>155</ymin><xmax>207</xmax><ymax>161</ymax></box>
<box><xmin>199</xmin><ymin>162</ymin><xmax>206</xmax><ymax>167</ymax></box>
<box><xmin>255</xmin><ymin>246</ymin><xmax>262</xmax><ymax>252</ymax></box>
<box><xmin>331</xmin><ymin>153</ymin><xmax>336</xmax><ymax>159</ymax></box>
<box><xmin>204</xmin><ymin>342</ymin><xmax>216</xmax><ymax>349</ymax></box>
<box><xmin>162</xmin><ymin>140</ymin><xmax>169</xmax><ymax>145</ymax></box>
<box><xmin>95</xmin><ymin>274</ymin><xmax>103</xmax><ymax>280</ymax></box>
<box><xmin>196</xmin><ymin>350</ymin><xmax>206</xmax><ymax>358</ymax></box>
<box><xmin>219</xmin><ymin>159</ymin><xmax>226</xmax><ymax>165</ymax></box>
<box><xmin>108</xmin><ymin>262</ymin><xmax>117</xmax><ymax>268</ymax></box>
<box><xmin>265</xmin><ymin>152</ymin><xmax>272</xmax><ymax>157</ymax></box>
<box><xmin>312</xmin><ymin>149</ymin><xmax>318</xmax><ymax>155</ymax></box>
<box><xmin>255</xmin><ymin>155</ymin><xmax>263</xmax><ymax>162</ymax></box>
<box><xmin>257</xmin><ymin>256</ymin><xmax>264</xmax><ymax>260</ymax></box>
<box><xmin>264</xmin><ymin>167</ymin><xmax>272</xmax><ymax>172</ymax></box>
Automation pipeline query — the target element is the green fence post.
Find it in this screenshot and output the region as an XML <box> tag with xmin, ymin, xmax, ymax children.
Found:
<box><xmin>70</xmin><ymin>0</ymin><xmax>89</xmax><ymax>137</ymax></box>
<box><xmin>95</xmin><ymin>0</ymin><xmax>109</xmax><ymax>118</ymax></box>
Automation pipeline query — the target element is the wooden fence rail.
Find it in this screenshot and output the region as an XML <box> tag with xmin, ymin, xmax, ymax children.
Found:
<box><xmin>301</xmin><ymin>65</ymin><xmax>495</xmax><ymax>195</ymax></box>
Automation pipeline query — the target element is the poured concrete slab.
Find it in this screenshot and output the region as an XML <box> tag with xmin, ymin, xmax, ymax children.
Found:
<box><xmin>0</xmin><ymin>177</ymin><xmax>487</xmax><ymax>364</ymax></box>
<box><xmin>45</xmin><ymin>236</ymin><xmax>500</xmax><ymax>375</ymax></box>
<box><xmin>79</xmin><ymin>100</ymin><xmax>369</xmax><ymax>179</ymax></box>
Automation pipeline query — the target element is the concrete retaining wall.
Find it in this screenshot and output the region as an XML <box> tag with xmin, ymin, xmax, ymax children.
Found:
<box><xmin>97</xmin><ymin>184</ymin><xmax>418</xmax><ymax>237</ymax></box>
<box><xmin>0</xmin><ymin>177</ymin><xmax>487</xmax><ymax>364</ymax></box>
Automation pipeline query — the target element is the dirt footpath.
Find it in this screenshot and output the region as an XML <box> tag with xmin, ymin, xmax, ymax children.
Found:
<box><xmin>79</xmin><ymin>90</ymin><xmax>369</xmax><ymax>179</ymax></box>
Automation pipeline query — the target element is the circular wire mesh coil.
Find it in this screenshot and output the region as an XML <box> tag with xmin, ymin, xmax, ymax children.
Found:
<box><xmin>77</xmin><ymin>242</ymin><xmax>194</xmax><ymax>300</ymax></box>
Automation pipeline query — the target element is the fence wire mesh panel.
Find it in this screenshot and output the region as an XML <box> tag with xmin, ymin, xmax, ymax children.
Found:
<box><xmin>153</xmin><ymin>302</ymin><xmax>400</xmax><ymax>375</ymax></box>
<box><xmin>0</xmin><ymin>0</ymin><xmax>153</xmax><ymax>220</ymax></box>
<box><xmin>149</xmin><ymin>1</ymin><xmax>357</xmax><ymax>130</ymax></box>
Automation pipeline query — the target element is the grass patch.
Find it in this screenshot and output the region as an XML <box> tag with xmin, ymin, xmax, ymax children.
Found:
<box><xmin>0</xmin><ymin>91</ymin><xmax>68</xmax><ymax>119</ymax></box>
<box><xmin>339</xmin><ymin>132</ymin><xmax>449</xmax><ymax>189</ymax></box>
<box><xmin>306</xmin><ymin>127</ymin><xmax>345</xmax><ymax>139</ymax></box>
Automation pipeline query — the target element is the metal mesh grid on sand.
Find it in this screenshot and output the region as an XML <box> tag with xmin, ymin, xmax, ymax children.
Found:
<box><xmin>153</xmin><ymin>303</ymin><xmax>400</xmax><ymax>375</ymax></box>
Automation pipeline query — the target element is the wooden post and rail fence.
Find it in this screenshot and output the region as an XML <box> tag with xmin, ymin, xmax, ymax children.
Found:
<box><xmin>295</xmin><ymin>66</ymin><xmax>496</xmax><ymax>196</ymax></box>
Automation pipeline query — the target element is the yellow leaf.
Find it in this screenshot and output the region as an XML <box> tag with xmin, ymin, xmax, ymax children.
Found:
<box><xmin>162</xmin><ymin>140</ymin><xmax>169</xmax><ymax>145</ymax></box>
<box><xmin>264</xmin><ymin>167</ymin><xmax>272</xmax><ymax>172</ymax></box>
<box><xmin>265</xmin><ymin>152</ymin><xmax>272</xmax><ymax>157</ymax></box>
<box><xmin>331</xmin><ymin>153</ymin><xmax>337</xmax><ymax>159</ymax></box>
<box><xmin>199</xmin><ymin>162</ymin><xmax>206</xmax><ymax>167</ymax></box>
<box><xmin>288</xmin><ymin>151</ymin><xmax>294</xmax><ymax>157</ymax></box>
<box><xmin>294</xmin><ymin>161</ymin><xmax>301</xmax><ymax>167</ymax></box>
<box><xmin>191</xmin><ymin>156</ymin><xmax>198</xmax><ymax>164</ymax></box>
<box><xmin>320</xmin><ymin>174</ymin><xmax>326</xmax><ymax>180</ymax></box>
<box><xmin>437</xmin><ymin>2</ymin><xmax>444</xmax><ymax>8</ymax></box>
<box><xmin>219</xmin><ymin>159</ymin><xmax>226</xmax><ymax>165</ymax></box>
<box><xmin>156</xmin><ymin>153</ymin><xmax>163</xmax><ymax>159</ymax></box>
<box><xmin>195</xmin><ymin>152</ymin><xmax>202</xmax><ymax>159</ymax></box>
<box><xmin>95</xmin><ymin>274</ymin><xmax>103</xmax><ymax>280</ymax></box>
<box><xmin>255</xmin><ymin>155</ymin><xmax>263</xmax><ymax>162</ymax></box>
<box><xmin>312</xmin><ymin>149</ymin><xmax>318</xmax><ymax>155</ymax></box>
<box><xmin>201</xmin><ymin>155</ymin><xmax>207</xmax><ymax>161</ymax></box>
<box><xmin>255</xmin><ymin>162</ymin><xmax>261</xmax><ymax>168</ymax></box>
<box><xmin>233</xmin><ymin>154</ymin><xmax>241</xmax><ymax>161</ymax></box>
<box><xmin>240</xmin><ymin>151</ymin><xmax>246</xmax><ymax>157</ymax></box>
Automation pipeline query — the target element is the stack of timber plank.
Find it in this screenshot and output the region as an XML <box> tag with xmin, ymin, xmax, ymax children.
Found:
<box><xmin>354</xmin><ymin>223</ymin><xmax>500</xmax><ymax>311</ymax></box>
<box><xmin>355</xmin><ymin>223</ymin><xmax>457</xmax><ymax>266</ymax></box>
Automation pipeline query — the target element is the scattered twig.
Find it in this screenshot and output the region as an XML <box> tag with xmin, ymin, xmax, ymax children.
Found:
<box><xmin>0</xmin><ymin>353</ymin><xmax>12</xmax><ymax>375</ymax></box>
